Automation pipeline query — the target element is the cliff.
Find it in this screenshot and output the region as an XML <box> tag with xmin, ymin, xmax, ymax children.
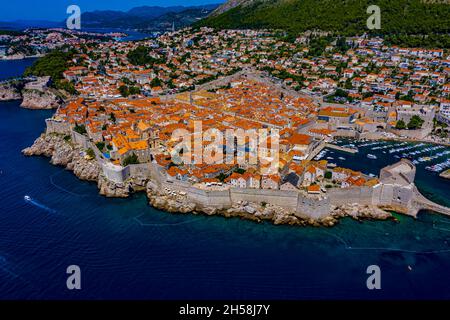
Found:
<box><xmin>23</xmin><ymin>133</ymin><xmax>99</xmax><ymax>181</ymax></box>
<box><xmin>98</xmin><ymin>175</ymin><xmax>129</xmax><ymax>198</ymax></box>
<box><xmin>20</xmin><ymin>88</ymin><xmax>62</xmax><ymax>109</ymax></box>
<box><xmin>0</xmin><ymin>82</ymin><xmax>22</xmax><ymax>101</ymax></box>
<box><xmin>23</xmin><ymin>132</ymin><xmax>150</xmax><ymax>198</ymax></box>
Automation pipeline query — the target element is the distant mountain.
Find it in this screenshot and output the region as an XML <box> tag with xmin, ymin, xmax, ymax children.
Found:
<box><xmin>127</xmin><ymin>6</ymin><xmax>188</xmax><ymax>18</ymax></box>
<box><xmin>81</xmin><ymin>4</ymin><xmax>220</xmax><ymax>30</ymax></box>
<box><xmin>209</xmin><ymin>0</ymin><xmax>260</xmax><ymax>16</ymax></box>
<box><xmin>199</xmin><ymin>0</ymin><xmax>450</xmax><ymax>36</ymax></box>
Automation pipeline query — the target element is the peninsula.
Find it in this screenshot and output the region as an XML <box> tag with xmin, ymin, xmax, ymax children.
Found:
<box><xmin>11</xmin><ymin>26</ymin><xmax>449</xmax><ymax>227</ymax></box>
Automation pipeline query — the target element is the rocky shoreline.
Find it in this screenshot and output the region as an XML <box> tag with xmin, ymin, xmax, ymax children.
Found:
<box><xmin>23</xmin><ymin>133</ymin><xmax>150</xmax><ymax>198</ymax></box>
<box><xmin>146</xmin><ymin>181</ymin><xmax>394</xmax><ymax>227</ymax></box>
<box><xmin>0</xmin><ymin>79</ymin><xmax>63</xmax><ymax>109</ymax></box>
<box><xmin>23</xmin><ymin>133</ymin><xmax>99</xmax><ymax>181</ymax></box>
<box><xmin>20</xmin><ymin>88</ymin><xmax>62</xmax><ymax>109</ymax></box>
<box><xmin>23</xmin><ymin>133</ymin><xmax>396</xmax><ymax>228</ymax></box>
<box><xmin>0</xmin><ymin>81</ymin><xmax>22</xmax><ymax>100</ymax></box>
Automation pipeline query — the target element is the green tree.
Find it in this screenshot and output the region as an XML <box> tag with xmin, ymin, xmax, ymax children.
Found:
<box><xmin>24</xmin><ymin>50</ymin><xmax>74</xmax><ymax>80</ymax></box>
<box><xmin>234</xmin><ymin>168</ymin><xmax>245</xmax><ymax>174</ymax></box>
<box><xmin>121</xmin><ymin>77</ymin><xmax>133</xmax><ymax>85</ymax></box>
<box><xmin>336</xmin><ymin>36</ymin><xmax>349</xmax><ymax>53</ymax></box>
<box><xmin>407</xmin><ymin>115</ymin><xmax>424</xmax><ymax>130</ymax></box>
<box><xmin>216</xmin><ymin>172</ymin><xmax>229</xmax><ymax>182</ymax></box>
<box><xmin>127</xmin><ymin>46</ymin><xmax>163</xmax><ymax>66</ymax></box>
<box><xmin>150</xmin><ymin>77</ymin><xmax>162</xmax><ymax>88</ymax></box>
<box><xmin>74</xmin><ymin>123</ymin><xmax>87</xmax><ymax>134</ymax></box>
<box><xmin>119</xmin><ymin>85</ymin><xmax>130</xmax><ymax>97</ymax></box>
<box><xmin>86</xmin><ymin>148</ymin><xmax>95</xmax><ymax>159</ymax></box>
<box><xmin>122</xmin><ymin>153</ymin><xmax>139</xmax><ymax>166</ymax></box>
<box><xmin>197</xmin><ymin>0</ymin><xmax>450</xmax><ymax>44</ymax></box>
<box><xmin>129</xmin><ymin>86</ymin><xmax>141</xmax><ymax>95</ymax></box>
<box><xmin>395</xmin><ymin>119</ymin><xmax>406</xmax><ymax>130</ymax></box>
<box><xmin>96</xmin><ymin>142</ymin><xmax>105</xmax><ymax>151</ymax></box>
<box><xmin>55</xmin><ymin>79</ymin><xmax>77</xmax><ymax>94</ymax></box>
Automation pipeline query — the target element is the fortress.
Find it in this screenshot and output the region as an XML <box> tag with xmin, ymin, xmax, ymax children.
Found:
<box><xmin>145</xmin><ymin>158</ymin><xmax>449</xmax><ymax>219</ymax></box>
<box><xmin>45</xmin><ymin>121</ymin><xmax>450</xmax><ymax>220</ymax></box>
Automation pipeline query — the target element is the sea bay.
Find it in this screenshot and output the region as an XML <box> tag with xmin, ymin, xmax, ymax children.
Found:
<box><xmin>0</xmin><ymin>59</ymin><xmax>449</xmax><ymax>299</ymax></box>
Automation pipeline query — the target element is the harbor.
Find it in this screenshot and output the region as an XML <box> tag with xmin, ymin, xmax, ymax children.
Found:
<box><xmin>321</xmin><ymin>138</ymin><xmax>450</xmax><ymax>179</ymax></box>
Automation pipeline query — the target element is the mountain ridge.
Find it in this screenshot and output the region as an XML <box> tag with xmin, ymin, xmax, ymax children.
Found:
<box><xmin>81</xmin><ymin>4</ymin><xmax>220</xmax><ymax>30</ymax></box>
<box><xmin>199</xmin><ymin>0</ymin><xmax>450</xmax><ymax>36</ymax></box>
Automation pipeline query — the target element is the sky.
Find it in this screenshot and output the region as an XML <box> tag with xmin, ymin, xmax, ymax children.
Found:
<box><xmin>0</xmin><ymin>0</ymin><xmax>223</xmax><ymax>21</ymax></box>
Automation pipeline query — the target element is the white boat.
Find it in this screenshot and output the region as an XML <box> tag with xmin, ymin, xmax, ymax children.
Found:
<box><xmin>367</xmin><ymin>154</ymin><xmax>377</xmax><ymax>160</ymax></box>
<box><xmin>338</xmin><ymin>157</ymin><xmax>346</xmax><ymax>160</ymax></box>
<box><xmin>327</xmin><ymin>163</ymin><xmax>337</xmax><ymax>168</ymax></box>
<box><xmin>24</xmin><ymin>195</ymin><xmax>31</xmax><ymax>201</ymax></box>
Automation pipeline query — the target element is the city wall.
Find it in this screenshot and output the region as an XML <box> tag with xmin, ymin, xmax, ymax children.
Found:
<box><xmin>327</xmin><ymin>186</ymin><xmax>376</xmax><ymax>205</ymax></box>
<box><xmin>387</xmin><ymin>127</ymin><xmax>432</xmax><ymax>139</ymax></box>
<box><xmin>71</xmin><ymin>131</ymin><xmax>90</xmax><ymax>149</ymax></box>
<box><xmin>45</xmin><ymin>119</ymin><xmax>71</xmax><ymax>135</ymax></box>
<box><xmin>44</xmin><ymin>118</ymin><xmax>418</xmax><ymax>219</ymax></box>
<box><xmin>97</xmin><ymin>159</ymin><xmax>415</xmax><ymax>219</ymax></box>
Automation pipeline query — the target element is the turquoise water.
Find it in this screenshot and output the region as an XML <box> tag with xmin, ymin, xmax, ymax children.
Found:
<box><xmin>0</xmin><ymin>60</ymin><xmax>450</xmax><ymax>299</ymax></box>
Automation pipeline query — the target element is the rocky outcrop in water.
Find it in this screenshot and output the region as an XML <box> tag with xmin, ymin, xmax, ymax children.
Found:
<box><xmin>0</xmin><ymin>82</ymin><xmax>22</xmax><ymax>101</ymax></box>
<box><xmin>22</xmin><ymin>133</ymin><xmax>100</xmax><ymax>182</ymax></box>
<box><xmin>98</xmin><ymin>175</ymin><xmax>131</xmax><ymax>198</ymax></box>
<box><xmin>330</xmin><ymin>203</ymin><xmax>393</xmax><ymax>221</ymax></box>
<box><xmin>1</xmin><ymin>77</ymin><xmax>64</xmax><ymax>108</ymax></box>
<box><xmin>20</xmin><ymin>88</ymin><xmax>62</xmax><ymax>109</ymax></box>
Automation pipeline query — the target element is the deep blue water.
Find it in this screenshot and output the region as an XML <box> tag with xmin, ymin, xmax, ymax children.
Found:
<box><xmin>0</xmin><ymin>58</ymin><xmax>35</xmax><ymax>81</ymax></box>
<box><xmin>1</xmin><ymin>61</ymin><xmax>450</xmax><ymax>300</ymax></box>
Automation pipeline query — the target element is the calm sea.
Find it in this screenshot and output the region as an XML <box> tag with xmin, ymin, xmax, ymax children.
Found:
<box><xmin>0</xmin><ymin>60</ymin><xmax>449</xmax><ymax>299</ymax></box>
<box><xmin>0</xmin><ymin>58</ymin><xmax>36</xmax><ymax>81</ymax></box>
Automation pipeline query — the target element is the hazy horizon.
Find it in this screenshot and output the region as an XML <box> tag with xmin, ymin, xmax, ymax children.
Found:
<box><xmin>0</xmin><ymin>0</ymin><xmax>223</xmax><ymax>22</ymax></box>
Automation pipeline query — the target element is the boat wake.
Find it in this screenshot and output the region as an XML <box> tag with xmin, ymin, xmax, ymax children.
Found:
<box><xmin>321</xmin><ymin>230</ymin><xmax>450</xmax><ymax>254</ymax></box>
<box><xmin>24</xmin><ymin>195</ymin><xmax>57</xmax><ymax>213</ymax></box>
